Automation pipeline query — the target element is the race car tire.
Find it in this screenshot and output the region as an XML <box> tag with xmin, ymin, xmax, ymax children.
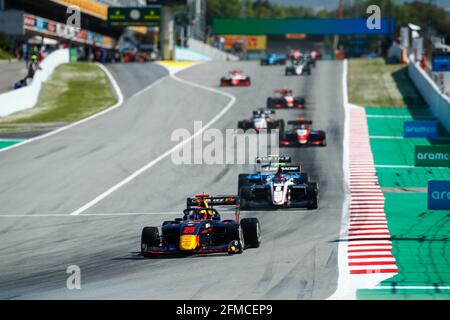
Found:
<box><xmin>229</xmin><ymin>224</ymin><xmax>245</xmax><ymax>253</ymax></box>
<box><xmin>308</xmin><ymin>196</ymin><xmax>318</xmax><ymax>210</ymax></box>
<box><xmin>245</xmin><ymin>77</ymin><xmax>251</xmax><ymax>86</ymax></box>
<box><xmin>306</xmin><ymin>183</ymin><xmax>319</xmax><ymax>210</ymax></box>
<box><xmin>300</xmin><ymin>172</ymin><xmax>309</xmax><ymax>184</ymax></box>
<box><xmin>277</xmin><ymin>119</ymin><xmax>285</xmax><ymax>137</ymax></box>
<box><xmin>267</xmin><ymin>97</ymin><xmax>274</xmax><ymax>108</ymax></box>
<box><xmin>141</xmin><ymin>226</ymin><xmax>160</xmax><ymax>257</ymax></box>
<box><xmin>239</xmin><ymin>185</ymin><xmax>252</xmax><ymax>210</ymax></box>
<box><xmin>279</xmin><ymin>59</ymin><xmax>286</xmax><ymax>65</ymax></box>
<box><xmin>321</xmin><ymin>133</ymin><xmax>327</xmax><ymax>146</ymax></box>
<box><xmin>294</xmin><ymin>98</ymin><xmax>305</xmax><ymax>108</ymax></box>
<box><xmin>237</xmin><ymin>121</ymin><xmax>245</xmax><ymax>130</ymax></box>
<box><xmin>241</xmin><ymin>218</ymin><xmax>261</xmax><ymax>248</ymax></box>
<box><xmin>238</xmin><ymin>174</ymin><xmax>250</xmax><ymax>193</ymax></box>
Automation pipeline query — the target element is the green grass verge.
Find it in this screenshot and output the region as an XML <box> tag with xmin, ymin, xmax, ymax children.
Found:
<box><xmin>0</xmin><ymin>63</ymin><xmax>117</xmax><ymax>127</ymax></box>
<box><xmin>348</xmin><ymin>58</ymin><xmax>424</xmax><ymax>108</ymax></box>
<box><xmin>0</xmin><ymin>48</ymin><xmax>12</xmax><ymax>60</ymax></box>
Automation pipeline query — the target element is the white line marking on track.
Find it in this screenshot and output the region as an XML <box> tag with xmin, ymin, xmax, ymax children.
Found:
<box><xmin>365</xmin><ymin>115</ymin><xmax>435</xmax><ymax>119</ymax></box>
<box><xmin>69</xmin><ymin>64</ymin><xmax>237</xmax><ymax>216</ymax></box>
<box><xmin>0</xmin><ymin>212</ymin><xmax>181</xmax><ymax>217</ymax></box>
<box><xmin>374</xmin><ymin>165</ymin><xmax>415</xmax><ymax>168</ymax></box>
<box><xmin>370</xmin><ymin>136</ymin><xmax>404</xmax><ymax>139</ymax></box>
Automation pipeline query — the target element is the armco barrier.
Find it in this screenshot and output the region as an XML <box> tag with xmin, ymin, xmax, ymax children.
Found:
<box><xmin>176</xmin><ymin>38</ymin><xmax>239</xmax><ymax>62</ymax></box>
<box><xmin>0</xmin><ymin>49</ymin><xmax>69</xmax><ymax>117</ymax></box>
<box><xmin>408</xmin><ymin>56</ymin><xmax>450</xmax><ymax>133</ymax></box>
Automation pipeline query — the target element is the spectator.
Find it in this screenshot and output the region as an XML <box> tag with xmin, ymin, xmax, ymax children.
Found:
<box><xmin>27</xmin><ymin>54</ymin><xmax>42</xmax><ymax>79</ymax></box>
<box><xmin>219</xmin><ymin>36</ymin><xmax>225</xmax><ymax>51</ymax></box>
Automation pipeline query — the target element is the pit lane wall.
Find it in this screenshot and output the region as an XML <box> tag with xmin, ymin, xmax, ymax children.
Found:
<box><xmin>408</xmin><ymin>55</ymin><xmax>450</xmax><ymax>132</ymax></box>
<box><xmin>0</xmin><ymin>49</ymin><xmax>70</xmax><ymax>117</ymax></box>
<box><xmin>175</xmin><ymin>38</ymin><xmax>239</xmax><ymax>62</ymax></box>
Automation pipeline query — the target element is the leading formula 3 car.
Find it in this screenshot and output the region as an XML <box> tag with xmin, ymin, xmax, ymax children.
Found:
<box><xmin>141</xmin><ymin>195</ymin><xmax>260</xmax><ymax>258</ymax></box>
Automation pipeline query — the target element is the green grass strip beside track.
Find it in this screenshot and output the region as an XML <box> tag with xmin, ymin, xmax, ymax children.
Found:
<box><xmin>0</xmin><ymin>63</ymin><xmax>117</xmax><ymax>131</ymax></box>
<box><xmin>0</xmin><ymin>48</ymin><xmax>12</xmax><ymax>60</ymax></box>
<box><xmin>348</xmin><ymin>59</ymin><xmax>424</xmax><ymax>108</ymax></box>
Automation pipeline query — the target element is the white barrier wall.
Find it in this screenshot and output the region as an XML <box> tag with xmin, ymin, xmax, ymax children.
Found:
<box><xmin>0</xmin><ymin>49</ymin><xmax>69</xmax><ymax>117</ymax></box>
<box><xmin>176</xmin><ymin>38</ymin><xmax>239</xmax><ymax>62</ymax></box>
<box><xmin>408</xmin><ymin>57</ymin><xmax>450</xmax><ymax>133</ymax></box>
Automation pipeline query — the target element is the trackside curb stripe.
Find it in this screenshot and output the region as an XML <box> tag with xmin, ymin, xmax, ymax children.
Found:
<box><xmin>327</xmin><ymin>60</ymin><xmax>398</xmax><ymax>300</ymax></box>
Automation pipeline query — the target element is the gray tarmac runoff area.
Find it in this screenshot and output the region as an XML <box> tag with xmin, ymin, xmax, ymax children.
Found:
<box><xmin>0</xmin><ymin>59</ymin><xmax>345</xmax><ymax>299</ymax></box>
<box><xmin>0</xmin><ymin>60</ymin><xmax>27</xmax><ymax>94</ymax></box>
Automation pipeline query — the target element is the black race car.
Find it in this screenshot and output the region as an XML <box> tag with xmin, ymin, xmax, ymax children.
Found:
<box><xmin>285</xmin><ymin>59</ymin><xmax>311</xmax><ymax>76</ymax></box>
<box><xmin>267</xmin><ymin>89</ymin><xmax>305</xmax><ymax>109</ymax></box>
<box><xmin>238</xmin><ymin>108</ymin><xmax>285</xmax><ymax>133</ymax></box>
<box><xmin>140</xmin><ymin>195</ymin><xmax>260</xmax><ymax>257</ymax></box>
<box><xmin>280</xmin><ymin>120</ymin><xmax>327</xmax><ymax>147</ymax></box>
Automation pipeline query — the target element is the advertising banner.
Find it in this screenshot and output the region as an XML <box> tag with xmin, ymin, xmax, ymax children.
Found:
<box><xmin>432</xmin><ymin>53</ymin><xmax>450</xmax><ymax>72</ymax></box>
<box><xmin>403</xmin><ymin>120</ymin><xmax>438</xmax><ymax>138</ymax></box>
<box><xmin>428</xmin><ymin>180</ymin><xmax>450</xmax><ymax>210</ymax></box>
<box><xmin>213</xmin><ymin>18</ymin><xmax>396</xmax><ymax>35</ymax></box>
<box><xmin>24</xmin><ymin>14</ymin><xmax>114</xmax><ymax>49</ymax></box>
<box><xmin>108</xmin><ymin>6</ymin><xmax>161</xmax><ymax>26</ymax></box>
<box><xmin>223</xmin><ymin>35</ymin><xmax>267</xmax><ymax>51</ymax></box>
<box><xmin>414</xmin><ymin>145</ymin><xmax>450</xmax><ymax>167</ymax></box>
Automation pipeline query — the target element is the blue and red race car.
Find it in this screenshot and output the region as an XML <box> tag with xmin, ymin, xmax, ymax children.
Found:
<box><xmin>141</xmin><ymin>195</ymin><xmax>261</xmax><ymax>258</ymax></box>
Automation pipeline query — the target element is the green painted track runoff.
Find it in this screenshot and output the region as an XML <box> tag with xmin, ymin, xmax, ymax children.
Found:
<box><xmin>357</xmin><ymin>107</ymin><xmax>450</xmax><ymax>300</ymax></box>
<box><xmin>0</xmin><ymin>140</ymin><xmax>22</xmax><ymax>150</ymax></box>
<box><xmin>358</xmin><ymin>193</ymin><xmax>450</xmax><ymax>299</ymax></box>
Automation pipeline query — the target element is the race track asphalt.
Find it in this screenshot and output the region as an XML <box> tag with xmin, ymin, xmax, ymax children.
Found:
<box><xmin>0</xmin><ymin>61</ymin><xmax>27</xmax><ymax>94</ymax></box>
<box><xmin>0</xmin><ymin>60</ymin><xmax>345</xmax><ymax>299</ymax></box>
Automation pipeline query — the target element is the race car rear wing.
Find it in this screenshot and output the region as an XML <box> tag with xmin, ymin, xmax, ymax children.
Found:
<box><xmin>186</xmin><ymin>195</ymin><xmax>241</xmax><ymax>222</ymax></box>
<box><xmin>280</xmin><ymin>165</ymin><xmax>301</xmax><ymax>173</ymax></box>
<box><xmin>274</xmin><ymin>89</ymin><xmax>292</xmax><ymax>94</ymax></box>
<box><xmin>256</xmin><ymin>155</ymin><xmax>291</xmax><ymax>163</ymax></box>
<box><xmin>288</xmin><ymin>120</ymin><xmax>312</xmax><ymax>125</ymax></box>
<box><xmin>258</xmin><ymin>164</ymin><xmax>301</xmax><ymax>173</ymax></box>
<box><xmin>186</xmin><ymin>195</ymin><xmax>240</xmax><ymax>208</ymax></box>
<box><xmin>253</xmin><ymin>109</ymin><xmax>274</xmax><ymax>116</ymax></box>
